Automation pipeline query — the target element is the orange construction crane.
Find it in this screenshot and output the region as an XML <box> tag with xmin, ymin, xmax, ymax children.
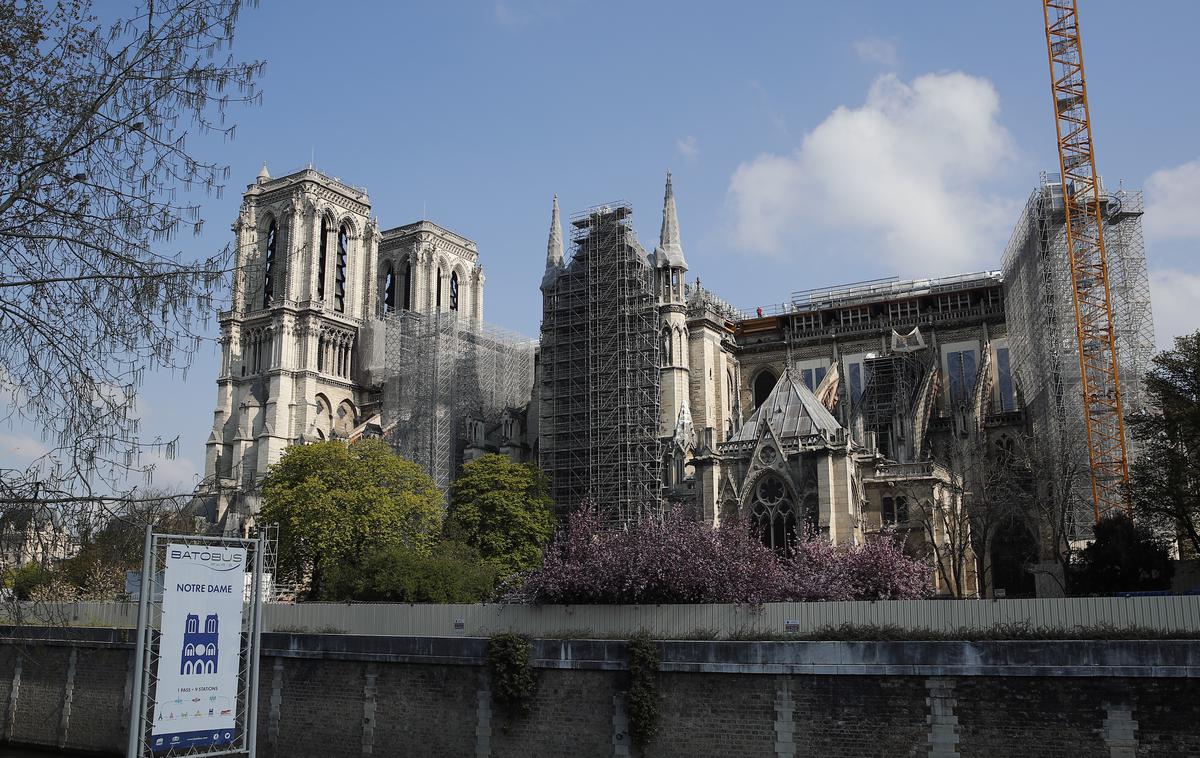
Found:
<box><xmin>1041</xmin><ymin>0</ymin><xmax>1130</xmax><ymax>522</ymax></box>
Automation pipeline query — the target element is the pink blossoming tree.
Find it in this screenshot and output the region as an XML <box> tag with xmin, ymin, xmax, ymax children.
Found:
<box><xmin>509</xmin><ymin>506</ymin><xmax>931</xmax><ymax>604</ymax></box>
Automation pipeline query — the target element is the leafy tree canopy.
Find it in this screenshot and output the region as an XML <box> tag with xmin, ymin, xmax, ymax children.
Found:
<box><xmin>322</xmin><ymin>541</ymin><xmax>496</xmax><ymax>603</ymax></box>
<box><xmin>446</xmin><ymin>454</ymin><xmax>555</xmax><ymax>577</ymax></box>
<box><xmin>1071</xmin><ymin>512</ymin><xmax>1174</xmax><ymax>595</ymax></box>
<box><xmin>260</xmin><ymin>439</ymin><xmax>443</xmax><ymax>599</ymax></box>
<box><xmin>1129</xmin><ymin>330</ymin><xmax>1200</xmax><ymax>556</ymax></box>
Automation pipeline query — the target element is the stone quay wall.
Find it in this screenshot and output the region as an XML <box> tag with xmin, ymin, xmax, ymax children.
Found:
<box><xmin>1</xmin><ymin>627</ymin><xmax>1199</xmax><ymax>757</ymax></box>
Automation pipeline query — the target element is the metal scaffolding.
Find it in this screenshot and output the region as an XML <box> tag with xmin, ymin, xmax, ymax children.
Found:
<box><xmin>539</xmin><ymin>203</ymin><xmax>662</xmax><ymax>523</ymax></box>
<box><xmin>851</xmin><ymin>348</ymin><xmax>937</xmax><ymax>464</ymax></box>
<box><xmin>1001</xmin><ymin>177</ymin><xmax>1154</xmax><ymax>537</ymax></box>
<box><xmin>379</xmin><ymin>311</ymin><xmax>536</xmax><ymax>495</ymax></box>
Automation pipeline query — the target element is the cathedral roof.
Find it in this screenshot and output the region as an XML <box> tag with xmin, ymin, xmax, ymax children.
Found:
<box><xmin>727</xmin><ymin>367</ymin><xmax>842</xmax><ymax>443</ymax></box>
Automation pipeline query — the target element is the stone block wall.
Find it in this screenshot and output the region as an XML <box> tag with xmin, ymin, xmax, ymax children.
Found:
<box><xmin>2</xmin><ymin>629</ymin><xmax>1200</xmax><ymax>757</ymax></box>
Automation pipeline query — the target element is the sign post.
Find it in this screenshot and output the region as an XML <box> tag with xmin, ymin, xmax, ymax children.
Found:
<box><xmin>127</xmin><ymin>533</ymin><xmax>265</xmax><ymax>758</ymax></box>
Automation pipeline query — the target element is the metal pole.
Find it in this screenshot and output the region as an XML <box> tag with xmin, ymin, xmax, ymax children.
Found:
<box><xmin>125</xmin><ymin>526</ymin><xmax>153</xmax><ymax>758</ymax></box>
<box><xmin>245</xmin><ymin>533</ymin><xmax>266</xmax><ymax>757</ymax></box>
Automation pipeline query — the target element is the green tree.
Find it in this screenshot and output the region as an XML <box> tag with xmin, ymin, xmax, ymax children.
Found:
<box><xmin>1129</xmin><ymin>331</ymin><xmax>1200</xmax><ymax>556</ymax></box>
<box><xmin>260</xmin><ymin>439</ymin><xmax>443</xmax><ymax>599</ymax></box>
<box><xmin>1070</xmin><ymin>512</ymin><xmax>1174</xmax><ymax>595</ymax></box>
<box><xmin>446</xmin><ymin>455</ymin><xmax>555</xmax><ymax>578</ymax></box>
<box><xmin>323</xmin><ymin>542</ymin><xmax>496</xmax><ymax>603</ymax></box>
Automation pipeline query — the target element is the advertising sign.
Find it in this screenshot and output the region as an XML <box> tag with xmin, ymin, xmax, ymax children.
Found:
<box><xmin>150</xmin><ymin>543</ymin><xmax>247</xmax><ymax>752</ymax></box>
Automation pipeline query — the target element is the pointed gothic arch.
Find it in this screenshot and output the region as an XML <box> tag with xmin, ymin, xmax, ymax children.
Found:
<box><xmin>753</xmin><ymin>368</ymin><xmax>778</xmax><ymax>409</ymax></box>
<box><xmin>401</xmin><ymin>257</ymin><xmax>412</xmax><ymax>310</ymax></box>
<box><xmin>383</xmin><ymin>262</ymin><xmax>396</xmax><ymax>313</ymax></box>
<box><xmin>748</xmin><ymin>471</ymin><xmax>797</xmax><ymax>553</ymax></box>
<box><xmin>262</xmin><ymin>217</ymin><xmax>278</xmax><ymax>309</ymax></box>
<box><xmin>335</xmin><ymin>223</ymin><xmax>349</xmax><ymax>313</ymax></box>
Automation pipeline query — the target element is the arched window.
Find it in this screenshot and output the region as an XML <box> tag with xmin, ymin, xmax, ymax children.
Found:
<box><xmin>335</xmin><ymin>224</ymin><xmax>348</xmax><ymax>313</ymax></box>
<box><xmin>383</xmin><ymin>264</ymin><xmax>396</xmax><ymax>313</ymax></box>
<box><xmin>262</xmin><ymin>219</ymin><xmax>277</xmax><ymax>308</ymax></box>
<box><xmin>335</xmin><ymin>400</ymin><xmax>356</xmax><ymax>436</ymax></box>
<box><xmin>401</xmin><ymin>259</ymin><xmax>412</xmax><ymax>310</ymax></box>
<box><xmin>184</xmin><ymin>644</ymin><xmax>194</xmax><ymax>657</ymax></box>
<box><xmin>449</xmin><ymin>270</ymin><xmax>460</xmax><ymax>311</ymax></box>
<box><xmin>753</xmin><ymin>369</ymin><xmax>778</xmax><ymax>408</ymax></box>
<box><xmin>727</xmin><ymin>368</ymin><xmax>738</xmax><ymax>430</ymax></box>
<box><xmin>317</xmin><ymin>218</ymin><xmax>328</xmax><ymax>300</ymax></box>
<box><xmin>183</xmin><ymin>661</ymin><xmax>193</xmax><ymax>675</ymax></box>
<box><xmin>436</xmin><ymin>267</ymin><xmax>443</xmax><ymax>309</ymax></box>
<box><xmin>751</xmin><ymin>473</ymin><xmax>797</xmax><ymax>554</ymax></box>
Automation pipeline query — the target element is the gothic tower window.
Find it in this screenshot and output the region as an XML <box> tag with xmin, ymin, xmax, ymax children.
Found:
<box><xmin>450</xmin><ymin>270</ymin><xmax>460</xmax><ymax>311</ymax></box>
<box><xmin>401</xmin><ymin>259</ymin><xmax>412</xmax><ymax>310</ymax></box>
<box><xmin>317</xmin><ymin>218</ymin><xmax>328</xmax><ymax>301</ymax></box>
<box><xmin>335</xmin><ymin>224</ymin><xmax>348</xmax><ymax>313</ymax></box>
<box><xmin>753</xmin><ymin>369</ymin><xmax>778</xmax><ymax>409</ymax></box>
<box><xmin>751</xmin><ymin>473</ymin><xmax>797</xmax><ymax>554</ymax></box>
<box><xmin>436</xmin><ymin>267</ymin><xmax>443</xmax><ymax>309</ymax></box>
<box><xmin>727</xmin><ymin>368</ymin><xmax>738</xmax><ymax>432</ymax></box>
<box><xmin>262</xmin><ymin>220</ymin><xmax>277</xmax><ymax>309</ymax></box>
<box><xmin>383</xmin><ymin>264</ymin><xmax>396</xmax><ymax>313</ymax></box>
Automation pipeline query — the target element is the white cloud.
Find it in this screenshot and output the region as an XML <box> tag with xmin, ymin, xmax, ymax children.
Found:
<box><xmin>1150</xmin><ymin>269</ymin><xmax>1200</xmax><ymax>349</ymax></box>
<box><xmin>854</xmin><ymin>37</ymin><xmax>899</xmax><ymax>67</ymax></box>
<box><xmin>676</xmin><ymin>135</ymin><xmax>699</xmax><ymax>160</ymax></box>
<box><xmin>494</xmin><ymin>0</ymin><xmax>559</xmax><ymax>29</ymax></box>
<box><xmin>1145</xmin><ymin>159</ymin><xmax>1200</xmax><ymax>241</ymax></box>
<box><xmin>140</xmin><ymin>450</ymin><xmax>201</xmax><ymax>493</ymax></box>
<box><xmin>0</xmin><ymin>429</ymin><xmax>50</xmax><ymax>463</ymax></box>
<box><xmin>727</xmin><ymin>72</ymin><xmax>1017</xmax><ymax>273</ymax></box>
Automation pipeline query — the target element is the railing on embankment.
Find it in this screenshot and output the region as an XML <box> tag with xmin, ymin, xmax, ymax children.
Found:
<box><xmin>5</xmin><ymin>595</ymin><xmax>1200</xmax><ymax>637</ymax></box>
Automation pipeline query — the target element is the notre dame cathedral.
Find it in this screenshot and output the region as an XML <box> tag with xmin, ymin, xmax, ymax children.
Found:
<box><xmin>194</xmin><ymin>161</ymin><xmax>1155</xmax><ymax>598</ymax></box>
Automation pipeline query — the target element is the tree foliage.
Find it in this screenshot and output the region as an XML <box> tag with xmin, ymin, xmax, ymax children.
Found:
<box><xmin>260</xmin><ymin>439</ymin><xmax>443</xmax><ymax>599</ymax></box>
<box><xmin>1070</xmin><ymin>512</ymin><xmax>1174</xmax><ymax>595</ymax></box>
<box><xmin>447</xmin><ymin>454</ymin><xmax>555</xmax><ymax>577</ymax></box>
<box><xmin>0</xmin><ymin>0</ymin><xmax>262</xmax><ymax>506</ymax></box>
<box><xmin>1129</xmin><ymin>330</ymin><xmax>1200</xmax><ymax>556</ymax></box>
<box><xmin>322</xmin><ymin>541</ymin><xmax>496</xmax><ymax>603</ymax></box>
<box><xmin>510</xmin><ymin>506</ymin><xmax>930</xmax><ymax>604</ymax></box>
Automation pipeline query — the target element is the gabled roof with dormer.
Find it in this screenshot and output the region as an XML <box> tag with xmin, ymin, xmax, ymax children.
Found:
<box><xmin>726</xmin><ymin>367</ymin><xmax>842</xmax><ymax>444</ymax></box>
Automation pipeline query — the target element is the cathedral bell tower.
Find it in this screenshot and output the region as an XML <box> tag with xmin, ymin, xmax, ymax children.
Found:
<box><xmin>654</xmin><ymin>172</ymin><xmax>691</xmax><ymax>442</ymax></box>
<box><xmin>204</xmin><ymin>165</ymin><xmax>379</xmax><ymax>500</ymax></box>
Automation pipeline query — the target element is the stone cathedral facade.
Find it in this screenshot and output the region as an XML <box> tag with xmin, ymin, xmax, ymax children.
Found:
<box><xmin>195</xmin><ymin>162</ymin><xmax>1082</xmax><ymax>598</ymax></box>
<box><xmin>197</xmin><ymin>165</ymin><xmax>488</xmax><ymax>533</ymax></box>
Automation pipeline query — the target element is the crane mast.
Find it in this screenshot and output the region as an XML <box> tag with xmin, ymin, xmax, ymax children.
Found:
<box><xmin>1042</xmin><ymin>0</ymin><xmax>1130</xmax><ymax>521</ymax></box>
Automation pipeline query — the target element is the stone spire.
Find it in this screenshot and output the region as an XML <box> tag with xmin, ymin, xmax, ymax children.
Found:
<box><xmin>542</xmin><ymin>194</ymin><xmax>564</xmax><ymax>289</ymax></box>
<box><xmin>256</xmin><ymin>162</ymin><xmax>270</xmax><ymax>184</ymax></box>
<box><xmin>654</xmin><ymin>171</ymin><xmax>687</xmax><ymax>269</ymax></box>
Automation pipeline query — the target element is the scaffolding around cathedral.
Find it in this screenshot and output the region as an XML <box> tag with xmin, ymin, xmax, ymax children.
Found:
<box><xmin>851</xmin><ymin>346</ymin><xmax>937</xmax><ymax>464</ymax></box>
<box><xmin>378</xmin><ymin>311</ymin><xmax>536</xmax><ymax>495</ymax></box>
<box><xmin>1001</xmin><ymin>177</ymin><xmax>1154</xmax><ymax>538</ymax></box>
<box><xmin>539</xmin><ymin>203</ymin><xmax>662</xmax><ymax>524</ymax></box>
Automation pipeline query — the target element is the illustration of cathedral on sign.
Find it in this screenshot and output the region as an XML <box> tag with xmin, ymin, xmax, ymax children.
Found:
<box><xmin>191</xmin><ymin>163</ymin><xmax>1154</xmax><ymax>598</ymax></box>
<box><xmin>180</xmin><ymin>613</ymin><xmax>219</xmax><ymax>675</ymax></box>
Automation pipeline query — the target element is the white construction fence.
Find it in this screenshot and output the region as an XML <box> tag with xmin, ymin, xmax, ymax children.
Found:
<box><xmin>4</xmin><ymin>595</ymin><xmax>1200</xmax><ymax>638</ymax></box>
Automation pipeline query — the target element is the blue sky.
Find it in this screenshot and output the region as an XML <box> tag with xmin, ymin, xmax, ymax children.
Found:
<box><xmin>6</xmin><ymin>1</ymin><xmax>1200</xmax><ymax>490</ymax></box>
